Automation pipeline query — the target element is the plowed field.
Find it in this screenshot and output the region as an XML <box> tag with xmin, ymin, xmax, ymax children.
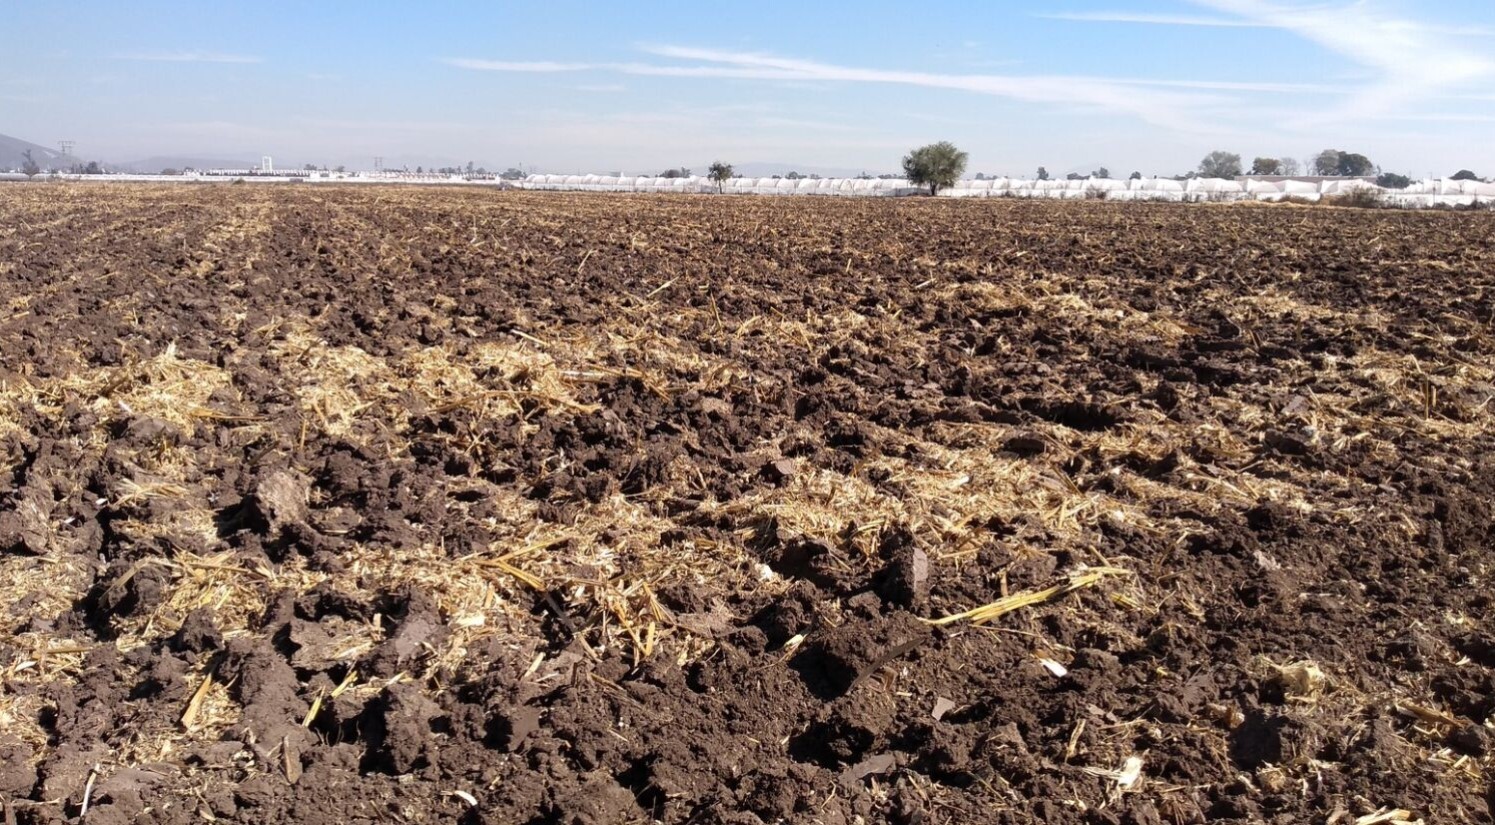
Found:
<box><xmin>2</xmin><ymin>185</ymin><xmax>1495</xmax><ymax>824</ymax></box>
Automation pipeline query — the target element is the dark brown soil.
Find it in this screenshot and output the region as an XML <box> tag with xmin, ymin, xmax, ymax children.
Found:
<box><xmin>2</xmin><ymin>185</ymin><xmax>1494</xmax><ymax>824</ymax></box>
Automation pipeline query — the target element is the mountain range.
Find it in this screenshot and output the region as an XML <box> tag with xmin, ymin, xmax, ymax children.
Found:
<box><xmin>0</xmin><ymin>132</ymin><xmax>915</xmax><ymax>179</ymax></box>
<box><xmin>0</xmin><ymin>133</ymin><xmax>82</xmax><ymax>172</ymax></box>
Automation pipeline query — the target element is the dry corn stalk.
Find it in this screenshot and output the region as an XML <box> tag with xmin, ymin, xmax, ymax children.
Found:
<box><xmin>1395</xmin><ymin>702</ymin><xmax>1463</xmax><ymax>729</ymax></box>
<box><xmin>1353</xmin><ymin>808</ymin><xmax>1421</xmax><ymax>825</ymax></box>
<box><xmin>930</xmin><ymin>566</ymin><xmax>1131</xmax><ymax>626</ymax></box>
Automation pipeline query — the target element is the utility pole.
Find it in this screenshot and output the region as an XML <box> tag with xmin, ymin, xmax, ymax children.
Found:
<box><xmin>374</xmin><ymin>156</ymin><xmax>383</xmax><ymax>173</ymax></box>
<box><xmin>58</xmin><ymin>140</ymin><xmax>75</xmax><ymax>157</ymax></box>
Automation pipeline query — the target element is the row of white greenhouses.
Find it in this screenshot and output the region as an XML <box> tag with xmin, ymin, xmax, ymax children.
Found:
<box><xmin>6</xmin><ymin>171</ymin><xmax>1489</xmax><ymax>206</ymax></box>
<box><xmin>514</xmin><ymin>174</ymin><xmax>925</xmax><ymax>195</ymax></box>
<box><xmin>513</xmin><ymin>173</ymin><xmax>1495</xmax><ymax>206</ymax></box>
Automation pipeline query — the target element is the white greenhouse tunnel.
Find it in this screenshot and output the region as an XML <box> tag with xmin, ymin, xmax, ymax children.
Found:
<box><xmin>3</xmin><ymin>171</ymin><xmax>1491</xmax><ymax>207</ymax></box>
<box><xmin>513</xmin><ymin>174</ymin><xmax>1495</xmax><ymax>207</ymax></box>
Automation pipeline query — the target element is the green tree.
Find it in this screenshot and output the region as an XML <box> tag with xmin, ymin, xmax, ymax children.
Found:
<box><xmin>901</xmin><ymin>141</ymin><xmax>968</xmax><ymax>195</ymax></box>
<box><xmin>1312</xmin><ymin>149</ymin><xmax>1374</xmax><ymax>177</ymax></box>
<box><xmin>303</xmin><ymin>163</ymin><xmax>318</xmax><ymax>171</ymax></box>
<box><xmin>1091</xmin><ymin>167</ymin><xmax>1110</xmax><ymax>179</ymax></box>
<box><xmin>1451</xmin><ymin>169</ymin><xmax>1480</xmax><ymax>181</ymax></box>
<box><xmin>1036</xmin><ymin>166</ymin><xmax>1049</xmax><ymax>181</ymax></box>
<box><xmin>707</xmin><ymin>161</ymin><xmax>733</xmax><ymax>193</ymax></box>
<box><xmin>82</xmin><ymin>161</ymin><xmax>102</xmax><ymax>175</ymax></box>
<box><xmin>160</xmin><ymin>168</ymin><xmax>180</xmax><ymax>176</ymax></box>
<box><xmin>1250</xmin><ymin>157</ymin><xmax>1282</xmax><ymax>175</ymax></box>
<box><xmin>1129</xmin><ymin>171</ymin><xmax>1142</xmax><ymax>180</ymax></box>
<box><xmin>1199</xmin><ymin>150</ymin><xmax>1242</xmax><ymax>178</ymax></box>
<box><xmin>20</xmin><ymin>149</ymin><xmax>40</xmax><ymax>179</ymax></box>
<box><xmin>1375</xmin><ymin>172</ymin><xmax>1412</xmax><ymax>189</ymax></box>
<box><xmin>1337</xmin><ymin>152</ymin><xmax>1374</xmax><ymax>176</ymax></box>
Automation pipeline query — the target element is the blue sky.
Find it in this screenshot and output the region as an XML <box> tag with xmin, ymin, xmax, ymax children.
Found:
<box><xmin>3</xmin><ymin>0</ymin><xmax>1492</xmax><ymax>176</ymax></box>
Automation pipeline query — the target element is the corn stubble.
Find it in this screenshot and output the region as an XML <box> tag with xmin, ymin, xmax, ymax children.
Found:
<box><xmin>0</xmin><ymin>185</ymin><xmax>1491</xmax><ymax>824</ymax></box>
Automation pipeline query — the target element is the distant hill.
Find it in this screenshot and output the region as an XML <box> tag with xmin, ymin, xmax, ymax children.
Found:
<box><xmin>0</xmin><ymin>132</ymin><xmax>86</xmax><ymax>172</ymax></box>
<box><xmin>0</xmin><ymin>133</ymin><xmax>261</xmax><ymax>174</ymax></box>
<box><xmin>115</xmin><ymin>155</ymin><xmax>256</xmax><ymax>173</ymax></box>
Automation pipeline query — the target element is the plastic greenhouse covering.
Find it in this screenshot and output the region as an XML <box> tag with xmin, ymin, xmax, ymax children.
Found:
<box><xmin>506</xmin><ymin>174</ymin><xmax>1494</xmax><ymax>206</ymax></box>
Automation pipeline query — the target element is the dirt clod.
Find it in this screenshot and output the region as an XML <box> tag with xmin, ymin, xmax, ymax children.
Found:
<box><xmin>797</xmin><ymin>611</ymin><xmax>930</xmax><ymax>697</ymax></box>
<box><xmin>251</xmin><ymin>469</ymin><xmax>310</xmax><ymax>536</ymax></box>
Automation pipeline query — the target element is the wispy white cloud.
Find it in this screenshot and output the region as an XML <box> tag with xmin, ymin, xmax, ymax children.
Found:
<box><xmin>1111</xmin><ymin>77</ymin><xmax>1347</xmax><ymax>94</ymax></box>
<box><xmin>1043</xmin><ymin>7</ymin><xmax>1495</xmax><ymax>36</ymax></box>
<box><xmin>1369</xmin><ymin>112</ymin><xmax>1495</xmax><ymax>123</ymax></box>
<box><xmin>443</xmin><ymin>59</ymin><xmax>594</xmax><ymax>72</ymax></box>
<box><xmin>573</xmin><ymin>83</ymin><xmax>627</xmax><ymax>93</ymax></box>
<box><xmin>1044</xmin><ymin>2</ymin><xmax>1495</xmax><ymax>126</ymax></box>
<box><xmin>118</xmin><ymin>51</ymin><xmax>263</xmax><ymax>64</ymax></box>
<box><xmin>1188</xmin><ymin>0</ymin><xmax>1495</xmax><ymax>121</ymax></box>
<box><xmin>445</xmin><ymin>47</ymin><xmax>1221</xmax><ymax>132</ymax></box>
<box><xmin>444</xmin><ymin>15</ymin><xmax>1492</xmax><ymax>145</ymax></box>
<box><xmin>961</xmin><ymin>58</ymin><xmax>1026</xmax><ymax>70</ymax></box>
<box><xmin>442</xmin><ymin>56</ymin><xmax>805</xmax><ymax>80</ymax></box>
<box><xmin>1038</xmin><ymin>11</ymin><xmax>1264</xmax><ymax>27</ymax></box>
